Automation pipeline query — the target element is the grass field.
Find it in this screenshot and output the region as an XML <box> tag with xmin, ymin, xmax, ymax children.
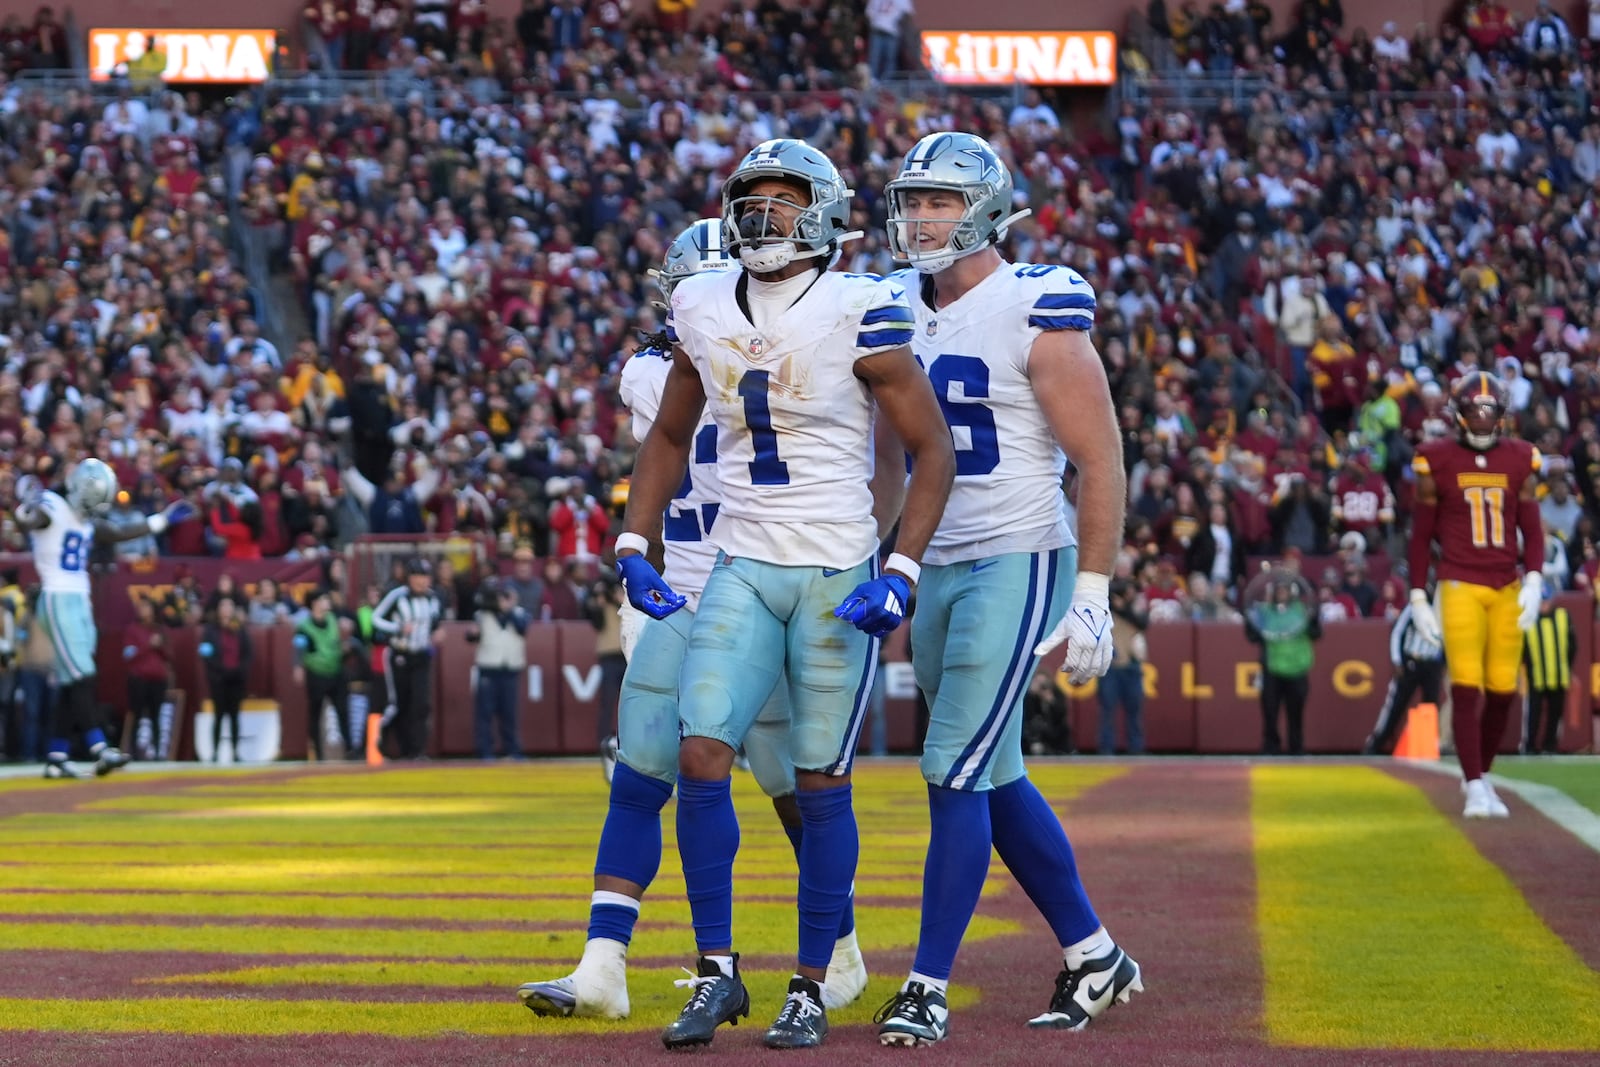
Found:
<box><xmin>0</xmin><ymin>758</ymin><xmax>1595</xmax><ymax>1066</ymax></box>
<box><xmin>1491</xmin><ymin>757</ymin><xmax>1600</xmax><ymax>815</ymax></box>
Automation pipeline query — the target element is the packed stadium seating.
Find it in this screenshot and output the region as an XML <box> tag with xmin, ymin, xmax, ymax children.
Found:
<box><xmin>2</xmin><ymin>0</ymin><xmax>1598</xmax><ymax>647</ymax></box>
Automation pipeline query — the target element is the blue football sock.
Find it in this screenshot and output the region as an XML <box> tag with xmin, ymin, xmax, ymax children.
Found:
<box><xmin>910</xmin><ymin>783</ymin><xmax>992</xmax><ymax>981</ymax></box>
<box><xmin>676</xmin><ymin>774</ymin><xmax>740</xmax><ymax>953</ymax></box>
<box><xmin>46</xmin><ymin>739</ymin><xmax>69</xmax><ymax>762</ymax></box>
<box><xmin>796</xmin><ymin>783</ymin><xmax>859</xmax><ymax>970</ymax></box>
<box><xmin>989</xmin><ymin>777</ymin><xmax>1099</xmax><ymax>947</ymax></box>
<box><xmin>587</xmin><ymin>890</ymin><xmax>642</xmax><ymax>946</ymax></box>
<box><xmin>594</xmin><ymin>763</ymin><xmax>674</xmax><ymax>889</ymax></box>
<box><xmin>784</xmin><ymin>819</ymin><xmax>854</xmax><ymax>939</ymax></box>
<box><xmin>85</xmin><ymin>728</ymin><xmax>107</xmax><ymax>754</ymax></box>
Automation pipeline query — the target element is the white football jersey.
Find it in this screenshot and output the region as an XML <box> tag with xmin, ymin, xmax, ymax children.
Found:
<box><xmin>668</xmin><ymin>269</ymin><xmax>913</xmax><ymax>569</ymax></box>
<box><xmin>900</xmin><ymin>262</ymin><xmax>1096</xmax><ymax>566</ymax></box>
<box><xmin>30</xmin><ymin>491</ymin><xmax>95</xmax><ymax>595</ymax></box>
<box><xmin>619</xmin><ymin>344</ymin><xmax>722</xmax><ymax>608</ymax></box>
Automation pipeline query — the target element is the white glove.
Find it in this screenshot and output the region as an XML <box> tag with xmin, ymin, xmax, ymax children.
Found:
<box><xmin>1034</xmin><ymin>572</ymin><xmax>1115</xmax><ymax>684</ymax></box>
<box><xmin>1517</xmin><ymin>572</ymin><xmax>1544</xmax><ymax>632</ymax></box>
<box><xmin>618</xmin><ymin>600</ymin><xmax>649</xmax><ymax>662</ymax></box>
<box><xmin>1407</xmin><ymin>589</ymin><xmax>1442</xmax><ymax>646</ymax></box>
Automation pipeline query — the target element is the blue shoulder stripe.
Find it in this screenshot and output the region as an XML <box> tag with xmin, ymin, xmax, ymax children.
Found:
<box><xmin>857</xmin><ymin>327</ymin><xmax>915</xmax><ymax>348</ymax></box>
<box><xmin>1029</xmin><ymin>313</ymin><xmax>1093</xmax><ymax>331</ymax></box>
<box><xmin>1033</xmin><ymin>292</ymin><xmax>1097</xmax><ymax>312</ymax></box>
<box><xmin>861</xmin><ymin>304</ymin><xmax>915</xmax><ymax>327</ymax></box>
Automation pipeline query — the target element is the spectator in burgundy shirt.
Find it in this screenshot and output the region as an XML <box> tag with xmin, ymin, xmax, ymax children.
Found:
<box><xmin>122</xmin><ymin>597</ymin><xmax>171</xmax><ymax>759</ymax></box>
<box><xmin>199</xmin><ymin>597</ymin><xmax>253</xmax><ymax>762</ymax></box>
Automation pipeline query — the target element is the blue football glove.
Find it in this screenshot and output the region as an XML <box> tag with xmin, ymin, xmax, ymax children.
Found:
<box><xmin>15</xmin><ymin>475</ymin><xmax>43</xmax><ymax>509</ymax></box>
<box><xmin>615</xmin><ymin>553</ymin><xmax>686</xmax><ymax>620</ymax></box>
<box><xmin>162</xmin><ymin>499</ymin><xmax>198</xmax><ymax>525</ymax></box>
<box><xmin>833</xmin><ymin>573</ymin><xmax>911</xmax><ymax>638</ymax></box>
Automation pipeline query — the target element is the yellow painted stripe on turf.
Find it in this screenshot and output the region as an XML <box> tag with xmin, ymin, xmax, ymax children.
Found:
<box><xmin>1254</xmin><ymin>766</ymin><xmax>1600</xmax><ymax>1051</ymax></box>
<box><xmin>0</xmin><ymin>974</ymin><xmax>982</xmax><ymax>1035</ymax></box>
<box><xmin>0</xmin><ymin>908</ymin><xmax>1018</xmax><ymax>961</ymax></box>
<box><xmin>0</xmin><ymin>867</ymin><xmax>984</xmax><ymax>899</ymax></box>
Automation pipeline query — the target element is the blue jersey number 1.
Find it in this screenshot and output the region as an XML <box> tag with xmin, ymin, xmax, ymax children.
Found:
<box><xmin>738</xmin><ymin>370</ymin><xmax>790</xmax><ymax>485</ymax></box>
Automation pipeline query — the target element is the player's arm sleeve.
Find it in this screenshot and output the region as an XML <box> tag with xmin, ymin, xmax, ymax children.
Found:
<box><xmin>1407</xmin><ymin>455</ymin><xmax>1438</xmax><ymax>591</ymax></box>
<box><xmin>370</xmin><ymin>587</ymin><xmax>403</xmax><ymax>633</ymax></box>
<box><xmin>855</xmin><ymin>282</ymin><xmax>916</xmax><ymax>355</ymax></box>
<box><xmin>1016</xmin><ymin>269</ymin><xmax>1097</xmax><ymax>372</ymax></box>
<box><xmin>620</xmin><ymin>354</ymin><xmax>662</xmax><ymax>441</ymax></box>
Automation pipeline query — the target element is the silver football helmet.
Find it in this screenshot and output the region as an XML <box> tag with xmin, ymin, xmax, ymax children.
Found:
<box><xmin>885</xmin><ymin>132</ymin><xmax>1032</xmax><ymax>273</ymax></box>
<box><xmin>649</xmin><ymin>217</ymin><xmax>736</xmax><ymax>308</ymax></box>
<box><xmin>721</xmin><ymin>139</ymin><xmax>863</xmax><ymax>273</ymax></box>
<box><xmin>65</xmin><ymin>458</ymin><xmax>118</xmax><ymax>517</ymax></box>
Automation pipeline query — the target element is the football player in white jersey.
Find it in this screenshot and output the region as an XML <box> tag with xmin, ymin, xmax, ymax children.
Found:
<box><xmin>615</xmin><ymin>140</ymin><xmax>955</xmax><ymax>1050</ymax></box>
<box><xmin>12</xmin><ymin>459</ymin><xmax>194</xmax><ymax>778</ymax></box>
<box><xmin>516</xmin><ymin>219</ymin><xmax>870</xmax><ymax>1021</ymax></box>
<box><xmin>871</xmin><ymin>133</ymin><xmax>1142</xmax><ymax>1046</ymax></box>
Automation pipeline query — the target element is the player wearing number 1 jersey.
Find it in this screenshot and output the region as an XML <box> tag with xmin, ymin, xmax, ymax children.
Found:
<box><xmin>13</xmin><ymin>459</ymin><xmax>194</xmax><ymax>779</ymax></box>
<box><xmin>872</xmin><ymin>132</ymin><xmax>1141</xmax><ymax>1047</ymax></box>
<box><xmin>615</xmin><ymin>139</ymin><xmax>955</xmax><ymax>1051</ymax></box>
<box><xmin>1408</xmin><ymin>372</ymin><xmax>1543</xmax><ymax>819</ymax></box>
<box><xmin>516</xmin><ymin>220</ymin><xmax>867</xmax><ymax>1022</ymax></box>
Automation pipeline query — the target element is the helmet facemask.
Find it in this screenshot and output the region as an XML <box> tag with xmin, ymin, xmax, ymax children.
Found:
<box><xmin>719</xmin><ymin>141</ymin><xmax>862</xmax><ymax>275</ymax></box>
<box><xmin>1456</xmin><ymin>398</ymin><xmax>1503</xmax><ymax>450</ymax></box>
<box><xmin>886</xmin><ymin>182</ymin><xmax>1006</xmax><ymax>274</ymax></box>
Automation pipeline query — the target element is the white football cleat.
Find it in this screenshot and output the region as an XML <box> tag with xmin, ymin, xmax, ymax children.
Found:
<box><xmin>1462</xmin><ymin>778</ymin><xmax>1493</xmax><ymax>819</ymax></box>
<box><xmin>518</xmin><ymin>939</ymin><xmax>630</xmax><ymax>1019</ymax></box>
<box><xmin>822</xmin><ymin>931</ymin><xmax>868</xmax><ymax>1010</ymax></box>
<box><xmin>1483</xmin><ymin>780</ymin><xmax>1510</xmax><ymax>818</ymax></box>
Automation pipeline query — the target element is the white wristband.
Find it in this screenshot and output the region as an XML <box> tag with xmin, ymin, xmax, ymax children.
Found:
<box><xmin>1074</xmin><ymin>571</ymin><xmax>1110</xmax><ymax>601</ymax></box>
<box><xmin>614</xmin><ymin>532</ymin><xmax>649</xmax><ymax>557</ymax></box>
<box><xmin>146</xmin><ymin>514</ymin><xmax>169</xmax><ymax>536</ymax></box>
<box><xmin>885</xmin><ymin>552</ymin><xmax>921</xmax><ymax>586</ymax></box>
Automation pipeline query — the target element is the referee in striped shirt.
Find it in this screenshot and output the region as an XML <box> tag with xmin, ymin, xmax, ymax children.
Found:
<box><xmin>372</xmin><ymin>558</ymin><xmax>446</xmax><ymax>759</ymax></box>
<box><xmin>1363</xmin><ymin>601</ymin><xmax>1446</xmax><ymax>756</ymax></box>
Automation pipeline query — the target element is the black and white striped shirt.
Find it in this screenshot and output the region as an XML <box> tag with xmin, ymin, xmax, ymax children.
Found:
<box><xmin>1390</xmin><ymin>604</ymin><xmax>1443</xmax><ymax>665</ymax></box>
<box><xmin>372</xmin><ymin>586</ymin><xmax>445</xmax><ymax>654</ymax></box>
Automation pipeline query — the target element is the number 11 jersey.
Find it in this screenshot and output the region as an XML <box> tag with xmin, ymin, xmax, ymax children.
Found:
<box><xmin>900</xmin><ymin>262</ymin><xmax>1096</xmax><ymax>566</ymax></box>
<box><xmin>667</xmin><ymin>268</ymin><xmax>913</xmax><ymax>570</ymax></box>
<box><xmin>1412</xmin><ymin>436</ymin><xmax>1541</xmax><ymax>589</ymax></box>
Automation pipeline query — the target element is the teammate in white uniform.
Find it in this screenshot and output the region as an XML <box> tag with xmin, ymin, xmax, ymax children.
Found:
<box><xmin>515</xmin><ymin>219</ymin><xmax>868</xmax><ymax>1021</ymax></box>
<box><xmin>615</xmin><ymin>140</ymin><xmax>955</xmax><ymax>1050</ymax></box>
<box><xmin>870</xmin><ymin>133</ymin><xmax>1142</xmax><ymax>1046</ymax></box>
<box><xmin>13</xmin><ymin>459</ymin><xmax>193</xmax><ymax>778</ymax></box>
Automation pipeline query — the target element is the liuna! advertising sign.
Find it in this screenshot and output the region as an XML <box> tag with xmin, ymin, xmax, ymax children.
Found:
<box><xmin>89</xmin><ymin>29</ymin><xmax>276</xmax><ymax>84</ymax></box>
<box><xmin>921</xmin><ymin>30</ymin><xmax>1117</xmax><ymax>86</ymax></box>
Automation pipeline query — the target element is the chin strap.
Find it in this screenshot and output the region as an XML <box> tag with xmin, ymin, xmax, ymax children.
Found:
<box><xmin>993</xmin><ymin>208</ymin><xmax>1032</xmax><ymax>240</ymax></box>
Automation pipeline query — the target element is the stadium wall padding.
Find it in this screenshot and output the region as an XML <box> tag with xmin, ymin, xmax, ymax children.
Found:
<box><xmin>83</xmin><ymin>591</ymin><xmax>1594</xmax><ymax>758</ymax></box>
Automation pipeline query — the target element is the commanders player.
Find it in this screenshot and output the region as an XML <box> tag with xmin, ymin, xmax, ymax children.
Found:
<box><xmin>1407</xmin><ymin>373</ymin><xmax>1543</xmax><ymax>818</ymax></box>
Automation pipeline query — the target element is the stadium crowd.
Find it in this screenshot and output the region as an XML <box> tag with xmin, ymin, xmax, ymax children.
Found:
<box><xmin>0</xmin><ymin>0</ymin><xmax>1598</xmax><ymax>633</ymax></box>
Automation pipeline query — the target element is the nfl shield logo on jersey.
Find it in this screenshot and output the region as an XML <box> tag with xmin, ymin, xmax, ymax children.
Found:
<box><xmin>749</xmin><ymin>335</ymin><xmax>767</xmax><ymax>355</ymax></box>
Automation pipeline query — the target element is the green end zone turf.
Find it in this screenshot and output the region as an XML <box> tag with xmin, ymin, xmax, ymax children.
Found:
<box><xmin>1253</xmin><ymin>765</ymin><xmax>1600</xmax><ymax>1051</ymax></box>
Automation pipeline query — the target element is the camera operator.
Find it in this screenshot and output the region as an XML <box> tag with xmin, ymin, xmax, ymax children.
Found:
<box><xmin>466</xmin><ymin>579</ymin><xmax>528</xmax><ymax>759</ymax></box>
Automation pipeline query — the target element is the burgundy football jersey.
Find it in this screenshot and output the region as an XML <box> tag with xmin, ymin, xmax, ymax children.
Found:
<box><xmin>1412</xmin><ymin>437</ymin><xmax>1540</xmax><ymax>589</ymax></box>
